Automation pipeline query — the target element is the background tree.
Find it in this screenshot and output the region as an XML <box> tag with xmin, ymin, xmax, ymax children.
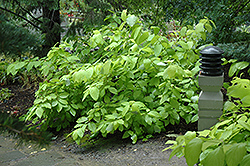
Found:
<box><xmin>0</xmin><ymin>0</ymin><xmax>61</xmax><ymax>58</ymax></box>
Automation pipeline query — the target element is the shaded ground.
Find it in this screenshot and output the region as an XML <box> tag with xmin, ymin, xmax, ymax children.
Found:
<box><xmin>0</xmin><ymin>84</ymin><xmax>37</xmax><ymax>116</ymax></box>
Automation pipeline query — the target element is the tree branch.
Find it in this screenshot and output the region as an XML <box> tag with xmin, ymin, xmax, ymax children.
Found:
<box><xmin>0</xmin><ymin>6</ymin><xmax>43</xmax><ymax>31</ymax></box>
<box><xmin>13</xmin><ymin>0</ymin><xmax>43</xmax><ymax>24</ymax></box>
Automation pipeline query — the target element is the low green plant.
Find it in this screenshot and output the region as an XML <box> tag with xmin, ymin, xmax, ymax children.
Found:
<box><xmin>6</xmin><ymin>57</ymin><xmax>43</xmax><ymax>87</ymax></box>
<box><xmin>164</xmin><ymin>77</ymin><xmax>250</xmax><ymax>166</ymax></box>
<box><xmin>0</xmin><ymin>60</ymin><xmax>10</xmax><ymax>85</ymax></box>
<box><xmin>0</xmin><ymin>88</ymin><xmax>13</xmax><ymax>102</ymax></box>
<box><xmin>24</xmin><ymin>10</ymin><xmax>214</xmax><ymax>144</ymax></box>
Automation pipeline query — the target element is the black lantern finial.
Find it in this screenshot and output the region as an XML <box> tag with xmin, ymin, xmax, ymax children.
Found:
<box><xmin>199</xmin><ymin>46</ymin><xmax>224</xmax><ymax>76</ymax></box>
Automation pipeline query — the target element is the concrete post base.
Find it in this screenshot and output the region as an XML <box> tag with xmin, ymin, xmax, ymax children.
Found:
<box><xmin>198</xmin><ymin>74</ymin><xmax>223</xmax><ymax>130</ymax></box>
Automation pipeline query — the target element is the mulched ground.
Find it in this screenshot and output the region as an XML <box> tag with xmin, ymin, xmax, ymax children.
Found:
<box><xmin>0</xmin><ymin>84</ymin><xmax>37</xmax><ymax>116</ymax></box>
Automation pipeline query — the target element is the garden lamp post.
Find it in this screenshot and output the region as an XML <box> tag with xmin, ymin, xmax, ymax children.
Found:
<box><xmin>198</xmin><ymin>46</ymin><xmax>224</xmax><ymax>130</ymax></box>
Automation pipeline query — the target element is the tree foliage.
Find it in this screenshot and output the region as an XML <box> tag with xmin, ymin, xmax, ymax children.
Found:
<box><xmin>0</xmin><ymin>0</ymin><xmax>61</xmax><ymax>58</ymax></box>
<box><xmin>0</xmin><ymin>14</ymin><xmax>40</xmax><ymax>58</ymax></box>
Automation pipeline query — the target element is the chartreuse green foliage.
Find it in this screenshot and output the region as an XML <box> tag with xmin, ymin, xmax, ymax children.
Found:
<box><xmin>24</xmin><ymin>10</ymin><xmax>214</xmax><ymax>144</ymax></box>
<box><xmin>165</xmin><ymin>77</ymin><xmax>250</xmax><ymax>166</ymax></box>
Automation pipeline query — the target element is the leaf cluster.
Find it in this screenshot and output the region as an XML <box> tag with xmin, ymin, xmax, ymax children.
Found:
<box><xmin>22</xmin><ymin>10</ymin><xmax>214</xmax><ymax>144</ymax></box>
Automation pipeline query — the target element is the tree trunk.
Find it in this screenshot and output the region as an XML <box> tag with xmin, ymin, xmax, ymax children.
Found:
<box><xmin>41</xmin><ymin>0</ymin><xmax>61</xmax><ymax>58</ymax></box>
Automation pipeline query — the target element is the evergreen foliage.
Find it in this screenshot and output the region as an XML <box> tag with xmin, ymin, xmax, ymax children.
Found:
<box><xmin>0</xmin><ymin>15</ymin><xmax>40</xmax><ymax>58</ymax></box>
<box><xmin>0</xmin><ymin>0</ymin><xmax>61</xmax><ymax>58</ymax></box>
<box><xmin>0</xmin><ymin>111</ymin><xmax>52</xmax><ymax>147</ymax></box>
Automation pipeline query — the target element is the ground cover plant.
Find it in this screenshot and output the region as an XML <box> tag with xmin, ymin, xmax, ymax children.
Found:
<box><xmin>17</xmin><ymin>10</ymin><xmax>215</xmax><ymax>144</ymax></box>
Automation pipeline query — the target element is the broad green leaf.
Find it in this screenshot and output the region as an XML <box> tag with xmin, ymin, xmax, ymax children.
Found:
<box><xmin>121</xmin><ymin>10</ymin><xmax>127</xmax><ymax>21</ymax></box>
<box><xmin>225</xmin><ymin>143</ymin><xmax>246</xmax><ymax>166</ymax></box>
<box><xmin>223</xmin><ymin>101</ymin><xmax>236</xmax><ymax>111</ymax></box>
<box><xmin>73</xmin><ymin>69</ymin><xmax>86</xmax><ymax>83</ymax></box>
<box><xmin>238</xmin><ymin>120</ymin><xmax>250</xmax><ymax>131</ymax></box>
<box><xmin>169</xmin><ymin>144</ymin><xmax>183</xmax><ymax>160</ymax></box>
<box><xmin>148</xmin><ymin>111</ymin><xmax>160</xmax><ymax>118</ymax></box>
<box><xmin>202</xmin><ymin>140</ymin><xmax>220</xmax><ymax>151</ymax></box>
<box><xmin>133</xmin><ymin>90</ymin><xmax>141</xmax><ymax>99</ymax></box>
<box><xmin>36</xmin><ymin>107</ymin><xmax>44</xmax><ymax>118</ymax></box>
<box><xmin>137</xmin><ymin>31</ymin><xmax>149</xmax><ymax>45</ymax></box>
<box><xmin>88</xmin><ymin>122</ymin><xmax>96</xmax><ymax>132</ymax></box>
<box><xmin>185</xmin><ymin>138</ymin><xmax>203</xmax><ymax>166</ymax></box>
<box><xmin>191</xmin><ymin>114</ymin><xmax>199</xmax><ymax>122</ymax></box>
<box><xmin>196</xmin><ymin>23</ymin><xmax>204</xmax><ymax>32</ymax></box>
<box><xmin>15</xmin><ymin>62</ymin><xmax>27</xmax><ymax>70</ymax></box>
<box><xmin>180</xmin><ymin>26</ymin><xmax>187</xmax><ymax>37</ymax></box>
<box><xmin>7</xmin><ymin>63</ymin><xmax>18</xmax><ymax>76</ymax></box>
<box><xmin>200</xmin><ymin>32</ymin><xmax>206</xmax><ymax>40</ymax></box>
<box><xmin>85</xmin><ymin>67</ymin><xmax>94</xmax><ymax>80</ymax></box>
<box><xmin>179</xmin><ymin>41</ymin><xmax>189</xmax><ymax>50</ymax></box>
<box><xmin>122</xmin><ymin>104</ymin><xmax>130</xmax><ymax>117</ymax></box>
<box><xmin>106</xmin><ymin>122</ymin><xmax>114</xmax><ymax>132</ymax></box>
<box><xmin>108</xmin><ymin>87</ymin><xmax>118</xmax><ymax>95</ymax></box>
<box><xmin>131</xmin><ymin>103</ymin><xmax>139</xmax><ymax>112</ymax></box>
<box><xmin>144</xmin><ymin>96</ymin><xmax>153</xmax><ymax>103</ymax></box>
<box><xmin>102</xmin><ymin>60</ymin><xmax>111</xmax><ymax>75</ymax></box>
<box><xmin>163</xmin><ymin>65</ymin><xmax>184</xmax><ymax>79</ymax></box>
<box><xmin>52</xmin><ymin>100</ymin><xmax>58</xmax><ymax>107</ymax></box>
<box><xmin>170</xmin><ymin>98</ymin><xmax>179</xmax><ymax>109</ymax></box>
<box><xmin>126</xmin><ymin>15</ymin><xmax>138</xmax><ymax>27</ymax></box>
<box><xmin>89</xmin><ymin>87</ymin><xmax>99</xmax><ymax>101</ymax></box>
<box><xmin>131</xmin><ymin>134</ymin><xmax>137</xmax><ymax>144</ymax></box>
<box><xmin>122</xmin><ymin>131</ymin><xmax>130</xmax><ymax>139</ymax></box>
<box><xmin>205</xmin><ymin>23</ymin><xmax>212</xmax><ymax>33</ymax></box>
<box><xmin>184</xmin><ymin>131</ymin><xmax>196</xmax><ymax>145</ymax></box>
<box><xmin>130</xmin><ymin>43</ymin><xmax>138</xmax><ymax>52</ymax></box>
<box><xmin>42</xmin><ymin>103</ymin><xmax>51</xmax><ymax>109</ymax></box>
<box><xmin>241</xmin><ymin>95</ymin><xmax>250</xmax><ymax>107</ymax></box>
<box><xmin>70</xmin><ymin>109</ymin><xmax>76</xmax><ymax>116</ymax></box>
<box><xmin>186</xmin><ymin>30</ymin><xmax>194</xmax><ymax>36</ymax></box>
<box><xmin>151</xmin><ymin>26</ymin><xmax>160</xmax><ymax>35</ymax></box>
<box><xmin>72</xmin><ymin>130</ymin><xmax>78</xmax><ymax>140</ymax></box>
<box><xmin>240</xmin><ymin>154</ymin><xmax>250</xmax><ymax>166</ymax></box>
<box><xmin>58</xmin><ymin>98</ymin><xmax>68</xmax><ymax>105</ymax></box>
<box><xmin>77</xmin><ymin>117</ymin><xmax>88</xmax><ymax>123</ymax></box>
<box><xmin>117</xmin><ymin>119</ymin><xmax>124</xmax><ymax>125</ymax></box>
<box><xmin>154</xmin><ymin>44</ymin><xmax>162</xmax><ymax>56</ymax></box>
<box><xmin>220</xmin><ymin>129</ymin><xmax>233</xmax><ymax>140</ymax></box>
<box><xmin>187</xmin><ymin>41</ymin><xmax>193</xmax><ymax>50</ymax></box>
<box><xmin>202</xmin><ymin>146</ymin><xmax>225</xmax><ymax>166</ymax></box>
<box><xmin>132</xmin><ymin>26</ymin><xmax>142</xmax><ymax>40</ymax></box>
<box><xmin>93</xmin><ymin>33</ymin><xmax>104</xmax><ymax>45</ymax></box>
<box><xmin>229</xmin><ymin>62</ymin><xmax>249</xmax><ymax>77</ymax></box>
<box><xmin>77</xmin><ymin>128</ymin><xmax>84</xmax><ymax>138</ymax></box>
<box><xmin>57</xmin><ymin>103</ymin><xmax>63</xmax><ymax>112</ymax></box>
<box><xmin>169</xmin><ymin>111</ymin><xmax>180</xmax><ymax>121</ymax></box>
<box><xmin>59</xmin><ymin>92</ymin><xmax>69</xmax><ymax>98</ymax></box>
<box><xmin>145</xmin><ymin>115</ymin><xmax>152</xmax><ymax>125</ymax></box>
<box><xmin>154</xmin><ymin>125</ymin><xmax>161</xmax><ymax>133</ymax></box>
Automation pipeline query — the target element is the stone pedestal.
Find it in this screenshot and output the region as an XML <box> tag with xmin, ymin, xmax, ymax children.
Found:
<box><xmin>198</xmin><ymin>74</ymin><xmax>223</xmax><ymax>130</ymax></box>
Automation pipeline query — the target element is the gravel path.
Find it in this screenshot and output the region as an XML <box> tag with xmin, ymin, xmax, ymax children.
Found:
<box><xmin>53</xmin><ymin>133</ymin><xmax>188</xmax><ymax>166</ymax></box>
